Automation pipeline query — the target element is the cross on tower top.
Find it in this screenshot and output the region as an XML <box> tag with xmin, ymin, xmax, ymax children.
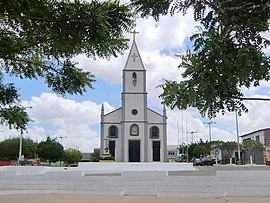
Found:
<box><xmin>130</xmin><ymin>29</ymin><xmax>139</xmax><ymax>41</ymax></box>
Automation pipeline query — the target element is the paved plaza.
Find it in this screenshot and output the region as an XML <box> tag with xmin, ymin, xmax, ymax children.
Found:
<box><xmin>0</xmin><ymin>164</ymin><xmax>270</xmax><ymax>198</ymax></box>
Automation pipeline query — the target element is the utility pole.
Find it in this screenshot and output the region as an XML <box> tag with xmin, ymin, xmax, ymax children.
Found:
<box><xmin>56</xmin><ymin>136</ymin><xmax>67</xmax><ymax>167</ymax></box>
<box><xmin>56</xmin><ymin>136</ymin><xmax>67</xmax><ymax>146</ymax></box>
<box><xmin>204</xmin><ymin>121</ymin><xmax>216</xmax><ymax>142</ymax></box>
<box><xmin>235</xmin><ymin>109</ymin><xmax>241</xmax><ymax>164</ymax></box>
<box><xmin>187</xmin><ymin>131</ymin><xmax>198</xmax><ymax>143</ymax></box>
<box><xmin>18</xmin><ymin>106</ymin><xmax>32</xmax><ymax>163</ymax></box>
<box><xmin>177</xmin><ymin>119</ymin><xmax>180</xmax><ymax>149</ymax></box>
<box><xmin>177</xmin><ymin>119</ymin><xmax>181</xmax><ymax>158</ymax></box>
<box><xmin>181</xmin><ymin>111</ymin><xmax>184</xmax><ymax>154</ymax></box>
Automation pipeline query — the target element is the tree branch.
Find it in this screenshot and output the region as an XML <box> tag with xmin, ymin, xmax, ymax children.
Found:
<box><xmin>0</xmin><ymin>12</ymin><xmax>61</xmax><ymax>22</ymax></box>
<box><xmin>233</xmin><ymin>97</ymin><xmax>270</xmax><ymax>101</ymax></box>
<box><xmin>2</xmin><ymin>57</ymin><xmax>62</xmax><ymax>75</ymax></box>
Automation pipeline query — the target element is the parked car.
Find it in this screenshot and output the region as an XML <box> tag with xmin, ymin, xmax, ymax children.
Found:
<box><xmin>193</xmin><ymin>158</ymin><xmax>202</xmax><ymax>166</ymax></box>
<box><xmin>200</xmin><ymin>158</ymin><xmax>215</xmax><ymax>166</ymax></box>
<box><xmin>193</xmin><ymin>158</ymin><xmax>217</xmax><ymax>166</ymax></box>
<box><xmin>0</xmin><ymin>161</ymin><xmax>11</xmax><ymax>166</ymax></box>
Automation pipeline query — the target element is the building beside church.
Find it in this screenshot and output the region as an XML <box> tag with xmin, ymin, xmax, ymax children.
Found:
<box><xmin>100</xmin><ymin>37</ymin><xmax>167</xmax><ymax>162</ymax></box>
<box><xmin>241</xmin><ymin>128</ymin><xmax>270</xmax><ymax>164</ymax></box>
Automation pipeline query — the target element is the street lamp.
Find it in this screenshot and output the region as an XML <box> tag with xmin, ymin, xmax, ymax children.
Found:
<box><xmin>235</xmin><ymin>109</ymin><xmax>241</xmax><ymax>164</ymax></box>
<box><xmin>204</xmin><ymin>121</ymin><xmax>216</xmax><ymax>142</ymax></box>
<box><xmin>56</xmin><ymin>136</ymin><xmax>67</xmax><ymax>146</ymax></box>
<box><xmin>18</xmin><ymin>106</ymin><xmax>32</xmax><ymax>163</ymax></box>
<box><xmin>19</xmin><ymin>132</ymin><xmax>23</xmax><ymax>161</ymax></box>
<box><xmin>187</xmin><ymin>131</ymin><xmax>198</xmax><ymax>144</ymax></box>
<box><xmin>18</xmin><ymin>130</ymin><xmax>29</xmax><ymax>162</ymax></box>
<box><xmin>56</xmin><ymin>136</ymin><xmax>67</xmax><ymax>167</ymax></box>
<box><xmin>185</xmin><ymin>131</ymin><xmax>197</xmax><ymax>162</ymax></box>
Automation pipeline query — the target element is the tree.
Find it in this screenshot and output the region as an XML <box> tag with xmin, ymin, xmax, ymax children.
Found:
<box><xmin>90</xmin><ymin>148</ymin><xmax>100</xmax><ymax>162</ymax></box>
<box><xmin>63</xmin><ymin>148</ymin><xmax>82</xmax><ymax>163</ymax></box>
<box><xmin>0</xmin><ymin>0</ymin><xmax>134</xmax><ymax>131</ymax></box>
<box><xmin>210</xmin><ymin>140</ymin><xmax>224</xmax><ymax>162</ymax></box>
<box><xmin>37</xmin><ymin>137</ymin><xmax>64</xmax><ymax>162</ymax></box>
<box><xmin>192</xmin><ymin>145</ymin><xmax>208</xmax><ymax>158</ymax></box>
<box><xmin>131</xmin><ymin>0</ymin><xmax>270</xmax><ymax>117</ymax></box>
<box><xmin>221</xmin><ymin>141</ymin><xmax>238</xmax><ymax>163</ymax></box>
<box><xmin>0</xmin><ymin>137</ymin><xmax>37</xmax><ymax>161</ymax></box>
<box><xmin>243</xmin><ymin>139</ymin><xmax>264</xmax><ymax>164</ymax></box>
<box><xmin>188</xmin><ymin>139</ymin><xmax>211</xmax><ymax>159</ymax></box>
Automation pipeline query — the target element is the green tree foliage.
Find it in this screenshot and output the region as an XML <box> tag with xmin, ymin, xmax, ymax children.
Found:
<box><xmin>0</xmin><ymin>137</ymin><xmax>37</xmax><ymax>161</ymax></box>
<box><xmin>187</xmin><ymin>139</ymin><xmax>235</xmax><ymax>162</ymax></box>
<box><xmin>90</xmin><ymin>148</ymin><xmax>100</xmax><ymax>162</ymax></box>
<box><xmin>188</xmin><ymin>139</ymin><xmax>211</xmax><ymax>159</ymax></box>
<box><xmin>131</xmin><ymin>0</ymin><xmax>270</xmax><ymax>117</ymax></box>
<box><xmin>192</xmin><ymin>145</ymin><xmax>208</xmax><ymax>158</ymax></box>
<box><xmin>243</xmin><ymin>139</ymin><xmax>264</xmax><ymax>160</ymax></box>
<box><xmin>210</xmin><ymin>140</ymin><xmax>225</xmax><ymax>160</ymax></box>
<box><xmin>221</xmin><ymin>141</ymin><xmax>238</xmax><ymax>162</ymax></box>
<box><xmin>63</xmin><ymin>148</ymin><xmax>82</xmax><ymax>163</ymax></box>
<box><xmin>37</xmin><ymin>137</ymin><xmax>64</xmax><ymax>162</ymax></box>
<box><xmin>0</xmin><ymin>0</ymin><xmax>134</xmax><ymax>131</ymax></box>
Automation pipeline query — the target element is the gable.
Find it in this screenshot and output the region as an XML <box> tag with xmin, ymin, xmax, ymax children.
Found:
<box><xmin>104</xmin><ymin>108</ymin><xmax>122</xmax><ymax>123</ymax></box>
<box><xmin>147</xmin><ymin>108</ymin><xmax>163</xmax><ymax>123</ymax></box>
<box><xmin>124</xmin><ymin>41</ymin><xmax>145</xmax><ymax>71</ymax></box>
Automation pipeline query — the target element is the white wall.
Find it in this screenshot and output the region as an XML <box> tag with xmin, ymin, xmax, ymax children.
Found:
<box><xmin>242</xmin><ymin>130</ymin><xmax>265</xmax><ymax>145</ymax></box>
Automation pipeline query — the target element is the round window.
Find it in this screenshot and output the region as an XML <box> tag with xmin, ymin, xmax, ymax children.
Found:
<box><xmin>131</xmin><ymin>109</ymin><xmax>138</xmax><ymax>115</ymax></box>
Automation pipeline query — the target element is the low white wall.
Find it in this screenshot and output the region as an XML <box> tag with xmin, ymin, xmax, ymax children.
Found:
<box><xmin>78</xmin><ymin>162</ymin><xmax>196</xmax><ymax>172</ymax></box>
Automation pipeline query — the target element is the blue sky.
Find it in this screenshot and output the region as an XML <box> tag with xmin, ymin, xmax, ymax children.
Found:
<box><xmin>1</xmin><ymin>9</ymin><xmax>270</xmax><ymax>153</ymax></box>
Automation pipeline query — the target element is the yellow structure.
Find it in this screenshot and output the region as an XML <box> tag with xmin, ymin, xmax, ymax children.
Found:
<box><xmin>99</xmin><ymin>148</ymin><xmax>114</xmax><ymax>162</ymax></box>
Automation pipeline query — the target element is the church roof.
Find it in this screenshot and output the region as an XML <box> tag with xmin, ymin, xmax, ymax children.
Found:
<box><xmin>124</xmin><ymin>40</ymin><xmax>145</xmax><ymax>71</ymax></box>
<box><xmin>147</xmin><ymin>108</ymin><xmax>163</xmax><ymax>118</ymax></box>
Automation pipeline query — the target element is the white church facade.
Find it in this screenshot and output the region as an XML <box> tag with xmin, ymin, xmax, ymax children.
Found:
<box><xmin>100</xmin><ymin>38</ymin><xmax>167</xmax><ymax>162</ymax></box>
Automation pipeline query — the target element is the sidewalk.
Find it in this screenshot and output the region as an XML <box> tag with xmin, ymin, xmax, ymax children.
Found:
<box><xmin>0</xmin><ymin>194</ymin><xmax>270</xmax><ymax>203</ymax></box>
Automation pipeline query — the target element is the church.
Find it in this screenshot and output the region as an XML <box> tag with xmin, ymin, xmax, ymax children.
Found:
<box><xmin>100</xmin><ymin>34</ymin><xmax>167</xmax><ymax>162</ymax></box>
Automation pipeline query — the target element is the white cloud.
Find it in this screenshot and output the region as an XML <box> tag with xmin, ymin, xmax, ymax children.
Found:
<box><xmin>26</xmin><ymin>93</ymin><xmax>100</xmax><ymax>125</ymax></box>
<box><xmin>166</xmin><ymin>108</ymin><xmax>237</xmax><ymax>147</ymax></box>
<box><xmin>75</xmin><ymin>54</ymin><xmax>124</xmax><ymax>84</ymax></box>
<box><xmin>52</xmin><ymin>124</ymin><xmax>99</xmax><ymax>152</ymax></box>
<box><xmin>144</xmin><ymin>52</ymin><xmax>184</xmax><ymax>107</ymax></box>
<box><xmin>26</xmin><ymin>126</ymin><xmax>46</xmax><ymax>142</ymax></box>
<box><xmin>20</xmin><ymin>93</ymin><xmax>109</xmax><ymax>152</ymax></box>
<box><xmin>134</xmin><ymin>11</ymin><xmax>198</xmax><ymax>51</ymax></box>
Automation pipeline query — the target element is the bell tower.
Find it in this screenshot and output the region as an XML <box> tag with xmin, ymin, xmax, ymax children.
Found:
<box><xmin>120</xmin><ymin>31</ymin><xmax>148</xmax><ymax>162</ymax></box>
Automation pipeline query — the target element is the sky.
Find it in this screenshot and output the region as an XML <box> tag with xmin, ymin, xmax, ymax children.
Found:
<box><xmin>1</xmin><ymin>4</ymin><xmax>270</xmax><ymax>153</ymax></box>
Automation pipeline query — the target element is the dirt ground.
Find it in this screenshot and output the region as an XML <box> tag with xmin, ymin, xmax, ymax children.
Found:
<box><xmin>0</xmin><ymin>194</ymin><xmax>270</xmax><ymax>203</ymax></box>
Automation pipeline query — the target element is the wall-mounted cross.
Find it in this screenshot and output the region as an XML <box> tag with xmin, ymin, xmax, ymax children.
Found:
<box><xmin>130</xmin><ymin>29</ymin><xmax>139</xmax><ymax>41</ymax></box>
<box><xmin>131</xmin><ymin>53</ymin><xmax>138</xmax><ymax>62</ymax></box>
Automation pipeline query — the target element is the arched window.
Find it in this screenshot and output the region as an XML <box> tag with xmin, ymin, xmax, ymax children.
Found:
<box><xmin>130</xmin><ymin>124</ymin><xmax>139</xmax><ymax>136</ymax></box>
<box><xmin>132</xmin><ymin>72</ymin><xmax>137</xmax><ymax>86</ymax></box>
<box><xmin>109</xmin><ymin>125</ymin><xmax>118</xmax><ymax>138</ymax></box>
<box><xmin>150</xmin><ymin>126</ymin><xmax>159</xmax><ymax>139</ymax></box>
